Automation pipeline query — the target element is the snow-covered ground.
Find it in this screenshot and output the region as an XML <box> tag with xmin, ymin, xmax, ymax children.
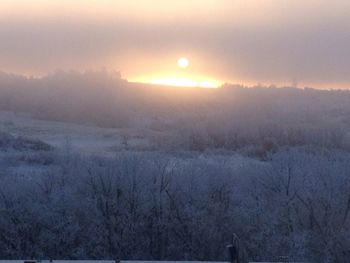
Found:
<box><xmin>0</xmin><ymin>261</ymin><xmax>228</xmax><ymax>263</ymax></box>
<box><xmin>0</xmin><ymin>261</ymin><xmax>116</xmax><ymax>263</ymax></box>
<box><xmin>0</xmin><ymin>261</ymin><xmax>307</xmax><ymax>263</ymax></box>
<box><xmin>0</xmin><ymin>111</ymin><xmax>151</xmax><ymax>156</ymax></box>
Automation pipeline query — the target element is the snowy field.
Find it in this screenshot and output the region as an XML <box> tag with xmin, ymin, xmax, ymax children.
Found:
<box><xmin>0</xmin><ymin>111</ymin><xmax>151</xmax><ymax>156</ymax></box>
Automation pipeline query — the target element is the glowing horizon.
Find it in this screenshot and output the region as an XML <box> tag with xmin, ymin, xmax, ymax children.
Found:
<box><xmin>130</xmin><ymin>73</ymin><xmax>221</xmax><ymax>88</ymax></box>
<box><xmin>150</xmin><ymin>78</ymin><xmax>219</xmax><ymax>88</ymax></box>
<box><xmin>2</xmin><ymin>1</ymin><xmax>350</xmax><ymax>89</ymax></box>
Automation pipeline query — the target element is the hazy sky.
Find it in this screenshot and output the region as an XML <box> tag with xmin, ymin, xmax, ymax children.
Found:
<box><xmin>1</xmin><ymin>0</ymin><xmax>350</xmax><ymax>88</ymax></box>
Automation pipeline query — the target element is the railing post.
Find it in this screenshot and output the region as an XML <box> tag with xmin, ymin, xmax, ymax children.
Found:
<box><xmin>227</xmin><ymin>233</ymin><xmax>240</xmax><ymax>263</ymax></box>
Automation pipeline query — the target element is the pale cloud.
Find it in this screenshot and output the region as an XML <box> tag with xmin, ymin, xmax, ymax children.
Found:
<box><xmin>1</xmin><ymin>0</ymin><xmax>350</xmax><ymax>87</ymax></box>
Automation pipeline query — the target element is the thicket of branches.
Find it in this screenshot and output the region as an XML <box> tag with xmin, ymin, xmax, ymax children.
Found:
<box><xmin>1</xmin><ymin>71</ymin><xmax>350</xmax><ymax>262</ymax></box>
<box><xmin>0</xmin><ymin>146</ymin><xmax>349</xmax><ymax>263</ymax></box>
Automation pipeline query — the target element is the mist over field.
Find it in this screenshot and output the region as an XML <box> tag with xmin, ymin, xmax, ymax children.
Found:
<box><xmin>2</xmin><ymin>1</ymin><xmax>350</xmax><ymax>263</ymax></box>
<box><xmin>0</xmin><ymin>71</ymin><xmax>350</xmax><ymax>263</ymax></box>
<box><xmin>1</xmin><ymin>71</ymin><xmax>350</xmax><ymax>153</ymax></box>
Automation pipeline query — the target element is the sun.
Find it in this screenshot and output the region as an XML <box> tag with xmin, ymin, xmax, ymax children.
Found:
<box><xmin>177</xmin><ymin>57</ymin><xmax>189</xmax><ymax>68</ymax></box>
<box><xmin>132</xmin><ymin>56</ymin><xmax>222</xmax><ymax>88</ymax></box>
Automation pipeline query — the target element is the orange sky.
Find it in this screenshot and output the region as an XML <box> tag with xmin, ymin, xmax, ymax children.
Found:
<box><xmin>1</xmin><ymin>0</ymin><xmax>350</xmax><ymax>88</ymax></box>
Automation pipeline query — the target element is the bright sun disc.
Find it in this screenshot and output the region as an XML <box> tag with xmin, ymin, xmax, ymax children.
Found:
<box><xmin>177</xmin><ymin>57</ymin><xmax>189</xmax><ymax>68</ymax></box>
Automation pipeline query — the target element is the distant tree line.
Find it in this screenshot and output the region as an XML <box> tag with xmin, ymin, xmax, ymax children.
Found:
<box><xmin>1</xmin><ymin>71</ymin><xmax>350</xmax><ymax>157</ymax></box>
